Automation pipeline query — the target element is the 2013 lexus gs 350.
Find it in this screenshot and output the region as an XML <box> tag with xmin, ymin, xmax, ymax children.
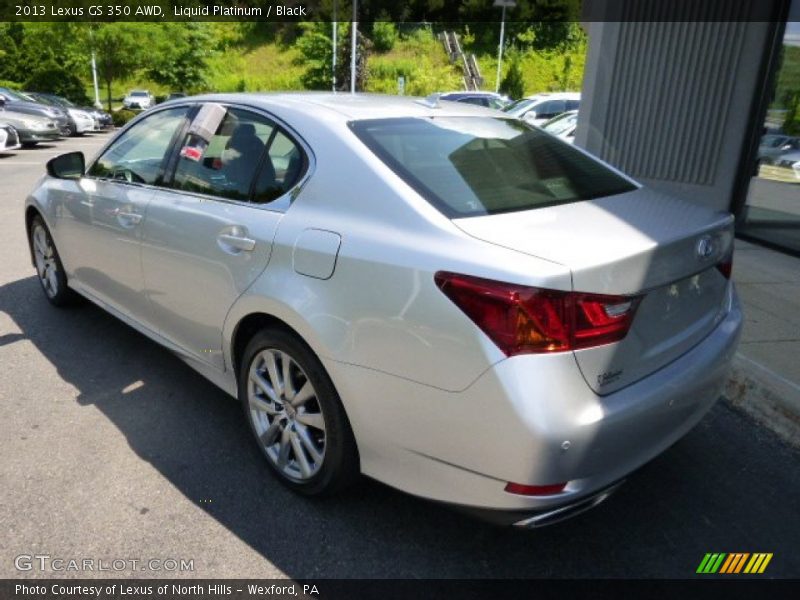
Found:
<box><xmin>24</xmin><ymin>93</ymin><xmax>742</xmax><ymax>527</ymax></box>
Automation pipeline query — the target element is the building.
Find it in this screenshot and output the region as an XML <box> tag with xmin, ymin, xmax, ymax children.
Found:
<box><xmin>576</xmin><ymin>0</ymin><xmax>799</xmax><ymax>255</ymax></box>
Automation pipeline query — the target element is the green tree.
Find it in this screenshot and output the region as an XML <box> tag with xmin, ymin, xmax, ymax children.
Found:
<box><xmin>147</xmin><ymin>23</ymin><xmax>215</xmax><ymax>94</ymax></box>
<box><xmin>371</xmin><ymin>22</ymin><xmax>398</xmax><ymax>53</ymax></box>
<box><xmin>92</xmin><ymin>24</ymin><xmax>152</xmax><ymax>111</ymax></box>
<box><xmin>296</xmin><ymin>22</ymin><xmax>334</xmax><ymax>90</ymax></box>
<box><xmin>24</xmin><ymin>61</ymin><xmax>90</xmax><ymax>104</ymax></box>
<box><xmin>500</xmin><ymin>55</ymin><xmax>525</xmax><ymax>99</ymax></box>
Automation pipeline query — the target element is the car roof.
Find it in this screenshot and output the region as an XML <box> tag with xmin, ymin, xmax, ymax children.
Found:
<box><xmin>177</xmin><ymin>92</ymin><xmax>505</xmax><ymax>123</ymax></box>
<box><xmin>525</xmin><ymin>92</ymin><xmax>581</xmax><ymax>101</ymax></box>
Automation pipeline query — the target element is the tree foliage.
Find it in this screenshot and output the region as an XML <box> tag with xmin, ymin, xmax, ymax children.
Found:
<box><xmin>500</xmin><ymin>54</ymin><xmax>525</xmax><ymax>100</ymax></box>
<box><xmin>93</xmin><ymin>24</ymin><xmax>153</xmax><ymax>110</ymax></box>
<box><xmin>147</xmin><ymin>23</ymin><xmax>215</xmax><ymax>93</ymax></box>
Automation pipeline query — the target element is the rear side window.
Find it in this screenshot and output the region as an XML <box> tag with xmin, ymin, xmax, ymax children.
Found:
<box><xmin>171</xmin><ymin>107</ymin><xmax>306</xmax><ymax>203</ymax></box>
<box><xmin>350</xmin><ymin>117</ymin><xmax>636</xmax><ymax>218</ymax></box>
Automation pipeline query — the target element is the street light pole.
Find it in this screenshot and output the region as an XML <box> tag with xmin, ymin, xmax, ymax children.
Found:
<box><xmin>332</xmin><ymin>0</ymin><xmax>337</xmax><ymax>91</ymax></box>
<box><xmin>494</xmin><ymin>0</ymin><xmax>516</xmax><ymax>93</ymax></box>
<box><xmin>350</xmin><ymin>0</ymin><xmax>358</xmax><ymax>93</ymax></box>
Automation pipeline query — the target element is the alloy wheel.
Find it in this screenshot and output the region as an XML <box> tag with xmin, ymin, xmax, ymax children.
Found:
<box><xmin>32</xmin><ymin>223</ymin><xmax>59</xmax><ymax>298</ymax></box>
<box><xmin>247</xmin><ymin>349</ymin><xmax>327</xmax><ymax>481</ymax></box>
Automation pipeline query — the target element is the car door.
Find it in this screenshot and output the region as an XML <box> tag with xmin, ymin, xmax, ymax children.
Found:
<box><xmin>140</xmin><ymin>104</ymin><xmax>308</xmax><ymax>371</ymax></box>
<box><xmin>55</xmin><ymin>106</ymin><xmax>192</xmax><ymax>324</ymax></box>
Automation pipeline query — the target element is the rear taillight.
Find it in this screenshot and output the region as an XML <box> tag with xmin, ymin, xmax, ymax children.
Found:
<box><xmin>716</xmin><ymin>252</ymin><xmax>733</xmax><ymax>279</ymax></box>
<box><xmin>434</xmin><ymin>272</ymin><xmax>642</xmax><ymax>356</ymax></box>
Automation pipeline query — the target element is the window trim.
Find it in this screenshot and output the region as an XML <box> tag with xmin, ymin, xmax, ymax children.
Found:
<box><xmin>84</xmin><ymin>101</ymin><xmax>315</xmax><ymax>214</ymax></box>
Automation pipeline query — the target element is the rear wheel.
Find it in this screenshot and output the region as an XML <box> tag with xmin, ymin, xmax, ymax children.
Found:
<box><xmin>29</xmin><ymin>216</ymin><xmax>76</xmax><ymax>306</ymax></box>
<box><xmin>239</xmin><ymin>328</ymin><xmax>359</xmax><ymax>496</ymax></box>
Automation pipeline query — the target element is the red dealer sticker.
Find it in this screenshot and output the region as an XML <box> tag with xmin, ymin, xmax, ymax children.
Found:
<box><xmin>180</xmin><ymin>145</ymin><xmax>203</xmax><ymax>162</ymax></box>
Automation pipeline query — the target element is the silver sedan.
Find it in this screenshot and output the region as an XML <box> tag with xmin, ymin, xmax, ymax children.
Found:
<box><xmin>24</xmin><ymin>93</ymin><xmax>742</xmax><ymax>526</ymax></box>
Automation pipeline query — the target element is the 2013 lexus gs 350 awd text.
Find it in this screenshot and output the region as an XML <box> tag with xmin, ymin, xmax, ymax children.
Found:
<box><xmin>24</xmin><ymin>93</ymin><xmax>742</xmax><ymax>527</ymax></box>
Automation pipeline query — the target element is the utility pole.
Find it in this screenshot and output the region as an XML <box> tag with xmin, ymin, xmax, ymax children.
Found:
<box><xmin>89</xmin><ymin>28</ymin><xmax>101</xmax><ymax>109</ymax></box>
<box><xmin>350</xmin><ymin>0</ymin><xmax>358</xmax><ymax>93</ymax></box>
<box><xmin>332</xmin><ymin>0</ymin><xmax>337</xmax><ymax>91</ymax></box>
<box><xmin>494</xmin><ymin>0</ymin><xmax>516</xmax><ymax>93</ymax></box>
<box><xmin>91</xmin><ymin>51</ymin><xmax>101</xmax><ymax>109</ymax></box>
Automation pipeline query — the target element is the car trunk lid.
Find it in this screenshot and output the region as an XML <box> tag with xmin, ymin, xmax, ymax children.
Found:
<box><xmin>454</xmin><ymin>187</ymin><xmax>734</xmax><ymax>394</ymax></box>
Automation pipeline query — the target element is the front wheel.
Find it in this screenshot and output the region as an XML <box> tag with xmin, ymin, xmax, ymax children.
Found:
<box><xmin>239</xmin><ymin>329</ymin><xmax>359</xmax><ymax>496</ymax></box>
<box><xmin>30</xmin><ymin>216</ymin><xmax>76</xmax><ymax>306</ymax></box>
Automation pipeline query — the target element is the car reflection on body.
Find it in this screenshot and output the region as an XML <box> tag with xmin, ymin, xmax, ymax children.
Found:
<box><xmin>24</xmin><ymin>93</ymin><xmax>742</xmax><ymax>527</ymax></box>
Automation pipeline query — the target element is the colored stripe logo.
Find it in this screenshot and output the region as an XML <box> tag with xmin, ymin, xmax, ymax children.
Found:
<box><xmin>696</xmin><ymin>553</ymin><xmax>773</xmax><ymax>574</ymax></box>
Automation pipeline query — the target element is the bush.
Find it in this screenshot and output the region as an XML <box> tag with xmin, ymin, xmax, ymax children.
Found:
<box><xmin>372</xmin><ymin>22</ymin><xmax>398</xmax><ymax>53</ymax></box>
<box><xmin>111</xmin><ymin>109</ymin><xmax>137</xmax><ymax>127</ymax></box>
<box><xmin>500</xmin><ymin>55</ymin><xmax>525</xmax><ymax>100</ymax></box>
<box><xmin>24</xmin><ymin>62</ymin><xmax>90</xmax><ymax>105</ymax></box>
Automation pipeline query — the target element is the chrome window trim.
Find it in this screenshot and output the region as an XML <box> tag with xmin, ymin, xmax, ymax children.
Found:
<box><xmin>83</xmin><ymin>100</ymin><xmax>316</xmax><ymax>215</ymax></box>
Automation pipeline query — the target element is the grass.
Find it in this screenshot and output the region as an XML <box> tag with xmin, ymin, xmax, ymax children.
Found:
<box><xmin>82</xmin><ymin>25</ymin><xmax>588</xmax><ymax>107</ymax></box>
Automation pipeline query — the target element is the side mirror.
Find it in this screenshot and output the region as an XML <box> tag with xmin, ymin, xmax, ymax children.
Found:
<box><xmin>46</xmin><ymin>152</ymin><xmax>85</xmax><ymax>179</ymax></box>
<box><xmin>523</xmin><ymin>110</ymin><xmax>537</xmax><ymax>122</ymax></box>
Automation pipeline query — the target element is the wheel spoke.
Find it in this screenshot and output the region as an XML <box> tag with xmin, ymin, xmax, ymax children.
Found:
<box><xmin>291</xmin><ymin>380</ymin><xmax>315</xmax><ymax>407</ymax></box>
<box><xmin>290</xmin><ymin>430</ymin><xmax>312</xmax><ymax>478</ymax></box>
<box><xmin>264</xmin><ymin>352</ymin><xmax>284</xmax><ymax>399</ymax></box>
<box><xmin>46</xmin><ymin>266</ymin><xmax>58</xmax><ymax>295</ymax></box>
<box><xmin>258</xmin><ymin>420</ymin><xmax>282</xmax><ymax>447</ymax></box>
<box><xmin>34</xmin><ymin>234</ymin><xmax>47</xmax><ymax>257</ymax></box>
<box><xmin>282</xmin><ymin>352</ymin><xmax>296</xmax><ymax>400</ymax></box>
<box><xmin>250</xmin><ymin>370</ymin><xmax>278</xmax><ymax>403</ymax></box>
<box><xmin>296</xmin><ymin>411</ymin><xmax>325</xmax><ymax>432</ymax></box>
<box><xmin>277</xmin><ymin>427</ymin><xmax>291</xmax><ymax>469</ymax></box>
<box><xmin>295</xmin><ymin>424</ymin><xmax>323</xmax><ymax>463</ymax></box>
<box><xmin>249</xmin><ymin>394</ymin><xmax>278</xmax><ymax>415</ymax></box>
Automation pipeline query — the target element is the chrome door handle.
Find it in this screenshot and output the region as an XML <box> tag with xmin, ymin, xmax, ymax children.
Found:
<box><xmin>116</xmin><ymin>211</ymin><xmax>142</xmax><ymax>225</ymax></box>
<box><xmin>217</xmin><ymin>233</ymin><xmax>256</xmax><ymax>252</ymax></box>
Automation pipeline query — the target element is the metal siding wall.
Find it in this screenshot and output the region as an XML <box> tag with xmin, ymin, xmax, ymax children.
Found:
<box><xmin>595</xmin><ymin>2</ymin><xmax>749</xmax><ymax>186</ymax></box>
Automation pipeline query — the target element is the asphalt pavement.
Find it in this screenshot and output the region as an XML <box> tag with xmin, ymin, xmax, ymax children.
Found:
<box><xmin>0</xmin><ymin>135</ymin><xmax>799</xmax><ymax>579</ymax></box>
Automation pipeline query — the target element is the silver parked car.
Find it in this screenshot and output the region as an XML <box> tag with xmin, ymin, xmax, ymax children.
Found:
<box><xmin>24</xmin><ymin>93</ymin><xmax>742</xmax><ymax>526</ymax></box>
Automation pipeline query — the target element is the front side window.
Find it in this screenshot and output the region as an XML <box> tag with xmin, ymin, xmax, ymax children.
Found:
<box><xmin>350</xmin><ymin>117</ymin><xmax>636</xmax><ymax>218</ymax></box>
<box><xmin>88</xmin><ymin>107</ymin><xmax>190</xmax><ymax>185</ymax></box>
<box><xmin>172</xmin><ymin>107</ymin><xmax>305</xmax><ymax>203</ymax></box>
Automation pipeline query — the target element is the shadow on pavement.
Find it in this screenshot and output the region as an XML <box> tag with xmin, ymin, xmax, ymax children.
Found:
<box><xmin>1</xmin><ymin>274</ymin><xmax>798</xmax><ymax>577</ymax></box>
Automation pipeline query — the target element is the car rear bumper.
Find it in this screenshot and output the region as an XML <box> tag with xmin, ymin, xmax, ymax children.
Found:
<box><xmin>326</xmin><ymin>283</ymin><xmax>742</xmax><ymax>520</ymax></box>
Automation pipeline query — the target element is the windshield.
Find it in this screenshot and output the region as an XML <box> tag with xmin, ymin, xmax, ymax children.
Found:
<box><xmin>350</xmin><ymin>117</ymin><xmax>636</xmax><ymax>218</ymax></box>
<box><xmin>503</xmin><ymin>98</ymin><xmax>535</xmax><ymax>115</ymax></box>
<box><xmin>131</xmin><ymin>91</ymin><xmax>149</xmax><ymax>97</ymax></box>
<box><xmin>0</xmin><ymin>87</ymin><xmax>29</xmax><ymax>101</ymax></box>
<box><xmin>543</xmin><ymin>112</ymin><xmax>578</xmax><ymax>136</ymax></box>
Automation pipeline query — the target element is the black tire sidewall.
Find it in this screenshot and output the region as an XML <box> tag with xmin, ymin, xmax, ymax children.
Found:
<box><xmin>238</xmin><ymin>328</ymin><xmax>359</xmax><ymax>496</ymax></box>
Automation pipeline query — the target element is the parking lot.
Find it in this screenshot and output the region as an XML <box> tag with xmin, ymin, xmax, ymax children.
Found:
<box><xmin>1</xmin><ymin>135</ymin><xmax>799</xmax><ymax>579</ymax></box>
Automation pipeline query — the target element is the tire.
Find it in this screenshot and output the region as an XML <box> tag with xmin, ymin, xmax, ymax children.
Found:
<box><xmin>29</xmin><ymin>216</ymin><xmax>78</xmax><ymax>307</ymax></box>
<box><xmin>239</xmin><ymin>328</ymin><xmax>359</xmax><ymax>496</ymax></box>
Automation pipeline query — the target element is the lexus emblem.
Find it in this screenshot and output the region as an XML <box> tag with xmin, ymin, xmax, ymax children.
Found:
<box><xmin>696</xmin><ymin>236</ymin><xmax>715</xmax><ymax>260</ymax></box>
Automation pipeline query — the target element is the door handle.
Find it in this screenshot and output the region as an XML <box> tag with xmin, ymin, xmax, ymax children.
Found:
<box><xmin>117</xmin><ymin>211</ymin><xmax>142</xmax><ymax>223</ymax></box>
<box><xmin>217</xmin><ymin>233</ymin><xmax>256</xmax><ymax>253</ymax></box>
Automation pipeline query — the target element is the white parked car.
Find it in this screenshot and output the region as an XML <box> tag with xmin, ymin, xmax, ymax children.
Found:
<box><xmin>25</xmin><ymin>94</ymin><xmax>742</xmax><ymax>527</ymax></box>
<box><xmin>123</xmin><ymin>90</ymin><xmax>155</xmax><ymax>110</ymax></box>
<box><xmin>0</xmin><ymin>122</ymin><xmax>22</xmax><ymax>152</ymax></box>
<box><xmin>541</xmin><ymin>110</ymin><xmax>578</xmax><ymax>144</ymax></box>
<box><xmin>504</xmin><ymin>92</ymin><xmax>580</xmax><ymax>126</ymax></box>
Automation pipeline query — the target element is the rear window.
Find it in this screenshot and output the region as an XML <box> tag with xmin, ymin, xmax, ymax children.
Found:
<box><xmin>350</xmin><ymin>117</ymin><xmax>636</xmax><ymax>218</ymax></box>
